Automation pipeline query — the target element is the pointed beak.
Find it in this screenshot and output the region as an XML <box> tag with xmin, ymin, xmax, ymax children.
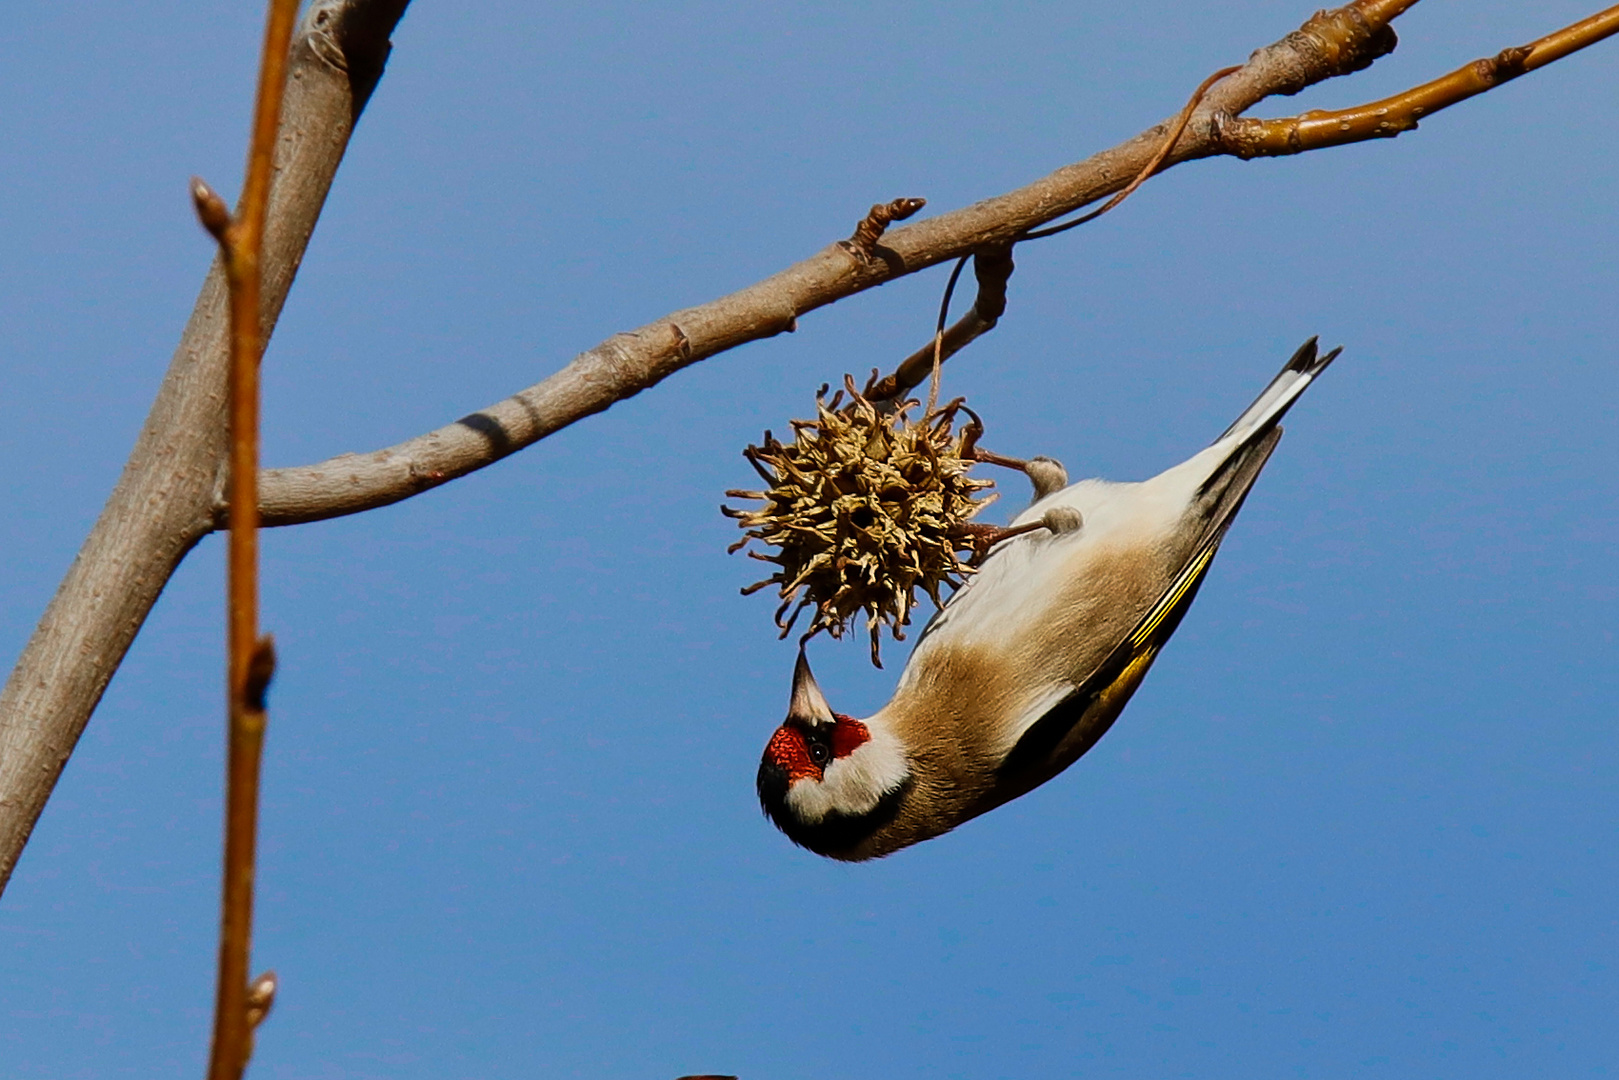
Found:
<box><xmin>787</xmin><ymin>648</ymin><xmax>835</xmax><ymax>726</ymax></box>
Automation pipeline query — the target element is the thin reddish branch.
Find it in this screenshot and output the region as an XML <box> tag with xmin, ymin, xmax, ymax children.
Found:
<box><xmin>1218</xmin><ymin>4</ymin><xmax>1619</xmax><ymax>157</ymax></box>
<box><xmin>200</xmin><ymin>1</ymin><xmax>300</xmax><ymax>1077</ymax></box>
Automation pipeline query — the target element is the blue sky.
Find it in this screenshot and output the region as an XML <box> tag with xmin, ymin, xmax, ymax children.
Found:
<box><xmin>2</xmin><ymin>2</ymin><xmax>1616</xmax><ymax>1077</ymax></box>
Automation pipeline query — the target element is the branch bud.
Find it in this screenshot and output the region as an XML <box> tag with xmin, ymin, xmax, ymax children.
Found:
<box><xmin>189</xmin><ymin>176</ymin><xmax>231</xmax><ymax>242</ymax></box>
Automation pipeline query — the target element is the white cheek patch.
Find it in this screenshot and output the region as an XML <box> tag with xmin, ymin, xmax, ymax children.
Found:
<box><xmin>784</xmin><ymin>724</ymin><xmax>909</xmax><ymax>824</ymax></box>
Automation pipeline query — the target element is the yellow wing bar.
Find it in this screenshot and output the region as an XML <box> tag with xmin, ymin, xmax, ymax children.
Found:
<box><xmin>1130</xmin><ymin>540</ymin><xmax>1218</xmax><ymax>650</ymax></box>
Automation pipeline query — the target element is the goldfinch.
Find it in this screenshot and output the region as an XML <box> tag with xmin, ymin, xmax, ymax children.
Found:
<box><xmin>757</xmin><ymin>338</ymin><xmax>1341</xmax><ymax>859</ymax></box>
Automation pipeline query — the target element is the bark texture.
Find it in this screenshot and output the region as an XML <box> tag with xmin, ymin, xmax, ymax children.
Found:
<box><xmin>0</xmin><ymin>0</ymin><xmax>411</xmax><ymax>896</ymax></box>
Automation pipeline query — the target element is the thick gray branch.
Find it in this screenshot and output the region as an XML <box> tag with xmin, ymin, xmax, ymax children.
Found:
<box><xmin>254</xmin><ymin>3</ymin><xmax>1399</xmax><ymax>527</ymax></box>
<box><xmin>0</xmin><ymin>0</ymin><xmax>412</xmax><ymax>896</ymax></box>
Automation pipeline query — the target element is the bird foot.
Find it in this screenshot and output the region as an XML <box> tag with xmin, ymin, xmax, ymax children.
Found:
<box><xmin>968</xmin><ymin>446</ymin><xmax>1069</xmax><ymax>502</ymax></box>
<box><xmin>954</xmin><ymin>404</ymin><xmax>1069</xmax><ymax>500</ymax></box>
<box><xmin>1041</xmin><ymin>506</ymin><xmax>1083</xmax><ymax>534</ymax></box>
<box><xmin>957</xmin><ymin>505</ymin><xmax>1082</xmax><ymax>563</ymax></box>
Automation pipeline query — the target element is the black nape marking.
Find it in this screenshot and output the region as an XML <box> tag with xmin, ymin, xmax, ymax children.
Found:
<box><xmin>756</xmin><ymin>759</ymin><xmax>790</xmax><ymax>815</ymax></box>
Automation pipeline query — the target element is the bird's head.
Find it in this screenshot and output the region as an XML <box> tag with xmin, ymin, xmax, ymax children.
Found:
<box><xmin>756</xmin><ymin>650</ymin><xmax>911</xmax><ymax>858</ymax></box>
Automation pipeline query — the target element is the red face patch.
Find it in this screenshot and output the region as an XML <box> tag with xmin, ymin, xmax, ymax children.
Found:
<box><xmin>764</xmin><ymin>725</ymin><xmax>820</xmax><ymax>783</ymax></box>
<box><xmin>830</xmin><ymin>713</ymin><xmax>871</xmax><ymax>758</ymax></box>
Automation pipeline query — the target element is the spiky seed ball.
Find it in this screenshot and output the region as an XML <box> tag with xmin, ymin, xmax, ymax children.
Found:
<box><xmin>723</xmin><ymin>378</ymin><xmax>996</xmax><ymax>666</ymax></box>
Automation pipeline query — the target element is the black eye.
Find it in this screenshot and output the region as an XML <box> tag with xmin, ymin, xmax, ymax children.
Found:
<box><xmin>808</xmin><ymin>739</ymin><xmax>831</xmax><ymax>766</ymax></box>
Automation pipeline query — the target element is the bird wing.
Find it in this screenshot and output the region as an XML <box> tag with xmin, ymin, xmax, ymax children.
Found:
<box><xmin>996</xmin><ymin>425</ymin><xmax>1283</xmax><ymax>780</ymax></box>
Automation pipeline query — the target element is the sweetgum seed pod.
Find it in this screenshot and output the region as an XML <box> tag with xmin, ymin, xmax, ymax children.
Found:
<box><xmin>724</xmin><ymin>382</ymin><xmax>993</xmax><ymax>666</ymax></box>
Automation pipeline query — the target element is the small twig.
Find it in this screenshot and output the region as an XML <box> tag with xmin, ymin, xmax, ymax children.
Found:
<box><xmin>923</xmin><ymin>256</ymin><xmax>970</xmax><ymax>415</ymax></box>
<box><xmin>843</xmin><ymin>197</ymin><xmax>928</xmax><ymax>259</ymax></box>
<box><xmin>1218</xmin><ymin>5</ymin><xmax>1619</xmax><ymax>157</ymax></box>
<box><xmin>1023</xmin><ymin>64</ymin><xmax>1242</xmax><ymax>240</ymax></box>
<box><xmin>197</xmin><ymin>1</ymin><xmax>300</xmax><ymax>1078</ymax></box>
<box><xmin>866</xmin><ymin>247</ymin><xmax>1015</xmax><ymax>404</ymax></box>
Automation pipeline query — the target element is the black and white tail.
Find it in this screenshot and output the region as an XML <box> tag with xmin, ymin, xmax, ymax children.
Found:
<box><xmin>1217</xmin><ymin>337</ymin><xmax>1343</xmax><ymax>444</ymax></box>
<box><xmin>1189</xmin><ymin>337</ymin><xmax>1342</xmax><ymax>547</ymax></box>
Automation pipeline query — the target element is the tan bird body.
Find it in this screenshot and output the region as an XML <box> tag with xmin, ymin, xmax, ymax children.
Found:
<box><xmin>757</xmin><ymin>339</ymin><xmax>1340</xmax><ymax>860</ymax></box>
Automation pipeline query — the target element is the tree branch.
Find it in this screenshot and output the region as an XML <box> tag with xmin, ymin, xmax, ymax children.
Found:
<box><xmin>1217</xmin><ymin>5</ymin><xmax>1619</xmax><ymax>157</ymax></box>
<box><xmin>253</xmin><ymin>0</ymin><xmax>1417</xmax><ymax>528</ymax></box>
<box><xmin>257</xmin><ymin>1</ymin><xmax>1619</xmax><ymax>531</ymax></box>
<box><xmin>0</xmin><ymin>0</ymin><xmax>412</xmax><ymax>898</ymax></box>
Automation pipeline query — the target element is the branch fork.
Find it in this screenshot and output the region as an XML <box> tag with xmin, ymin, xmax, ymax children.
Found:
<box><xmin>1215</xmin><ymin>7</ymin><xmax>1619</xmax><ymax>158</ymax></box>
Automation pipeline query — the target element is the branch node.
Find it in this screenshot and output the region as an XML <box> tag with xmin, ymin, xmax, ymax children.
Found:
<box><xmin>843</xmin><ymin>197</ymin><xmax>927</xmax><ymax>260</ymax></box>
<box><xmin>243</xmin><ymin>635</ymin><xmax>277</xmax><ymax>714</ymax></box>
<box><xmin>406</xmin><ymin>460</ymin><xmax>449</xmax><ymax>491</ymax></box>
<box><xmin>1488</xmin><ymin>44</ymin><xmax>1533</xmax><ymax>82</ymax></box>
<box><xmin>190</xmin><ymin>177</ymin><xmax>232</xmax><ymax>243</ymax></box>
<box><xmin>669</xmin><ymin>322</ymin><xmax>692</xmax><ymax>360</ymax></box>
<box><xmin>1290</xmin><ymin>5</ymin><xmax>1398</xmax><ymax>92</ymax></box>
